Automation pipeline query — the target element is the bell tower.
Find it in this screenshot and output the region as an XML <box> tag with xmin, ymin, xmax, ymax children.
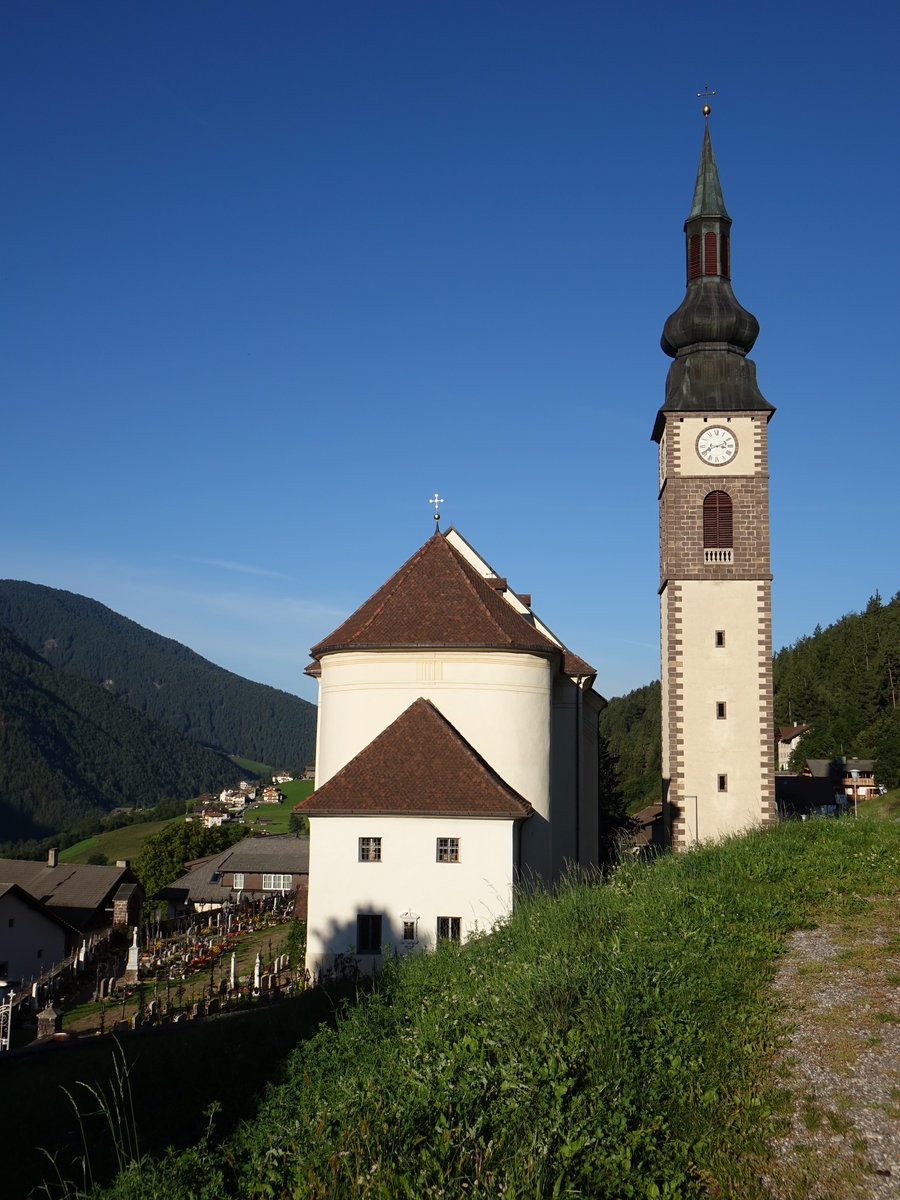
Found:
<box><xmin>652</xmin><ymin>112</ymin><xmax>776</xmax><ymax>846</ymax></box>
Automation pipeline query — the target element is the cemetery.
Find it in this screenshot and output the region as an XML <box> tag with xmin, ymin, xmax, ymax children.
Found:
<box><xmin>2</xmin><ymin>894</ymin><xmax>304</xmax><ymax>1049</ymax></box>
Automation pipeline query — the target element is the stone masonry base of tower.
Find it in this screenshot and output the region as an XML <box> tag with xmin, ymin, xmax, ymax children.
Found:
<box><xmin>661</xmin><ymin>578</ymin><xmax>775</xmax><ymax>846</ymax></box>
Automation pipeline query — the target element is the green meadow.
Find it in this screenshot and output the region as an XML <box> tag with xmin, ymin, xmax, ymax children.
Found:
<box><xmin>59</xmin><ymin>819</ymin><xmax>185</xmax><ymax>866</ymax></box>
<box><xmin>20</xmin><ymin>801</ymin><xmax>900</xmax><ymax>1199</ymax></box>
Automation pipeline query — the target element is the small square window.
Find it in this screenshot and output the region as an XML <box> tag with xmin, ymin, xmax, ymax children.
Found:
<box><xmin>715</xmin><ymin>630</ymin><xmax>725</xmax><ymax>648</ymax></box>
<box><xmin>717</xmin><ymin>775</ymin><xmax>728</xmax><ymax>792</ymax></box>
<box><xmin>436</xmin><ymin>837</ymin><xmax>460</xmax><ymax>863</ymax></box>
<box><xmin>716</xmin><ymin>701</ymin><xmax>727</xmax><ymax>719</ymax></box>
<box><xmin>402</xmin><ymin>920</ymin><xmax>417</xmax><ymax>941</ymax></box>
<box><xmin>437</xmin><ymin>916</ymin><xmax>461</xmax><ymax>943</ymax></box>
<box><xmin>359</xmin><ymin>837</ymin><xmax>382</xmax><ymax>863</ymax></box>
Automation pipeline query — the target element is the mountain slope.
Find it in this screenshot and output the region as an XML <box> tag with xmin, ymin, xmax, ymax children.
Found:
<box><xmin>598</xmin><ymin>681</ymin><xmax>661</xmax><ymax>813</ymax></box>
<box><xmin>597</xmin><ymin>590</ymin><xmax>900</xmax><ymax>812</ymax></box>
<box><xmin>0</xmin><ymin>581</ymin><xmax>316</xmax><ymax>767</ymax></box>
<box><xmin>773</xmin><ymin>590</ymin><xmax>900</xmax><ymax>785</ymax></box>
<box><xmin>0</xmin><ymin>629</ymin><xmax>243</xmax><ymax>842</ymax></box>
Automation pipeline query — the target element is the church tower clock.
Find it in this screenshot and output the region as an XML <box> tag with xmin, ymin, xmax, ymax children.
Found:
<box><xmin>653</xmin><ymin>112</ymin><xmax>776</xmax><ymax>846</ymax></box>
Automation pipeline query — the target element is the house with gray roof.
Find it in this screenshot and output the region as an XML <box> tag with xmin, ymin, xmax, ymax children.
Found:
<box><xmin>155</xmin><ymin>834</ymin><xmax>309</xmax><ymax>919</ymax></box>
<box><xmin>0</xmin><ymin>850</ymin><xmax>142</xmax><ymax>935</ymax></box>
<box><xmin>0</xmin><ymin>882</ymin><xmax>81</xmax><ymax>987</ymax></box>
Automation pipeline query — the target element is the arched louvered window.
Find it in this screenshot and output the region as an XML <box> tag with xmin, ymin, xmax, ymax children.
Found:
<box><xmin>703</xmin><ymin>491</ymin><xmax>733</xmax><ymax>548</ymax></box>
<box><xmin>721</xmin><ymin>233</ymin><xmax>730</xmax><ymax>278</ymax></box>
<box><xmin>688</xmin><ymin>235</ymin><xmax>701</xmax><ymax>280</ymax></box>
<box><xmin>704</xmin><ymin>231</ymin><xmax>718</xmax><ymax>276</ymax></box>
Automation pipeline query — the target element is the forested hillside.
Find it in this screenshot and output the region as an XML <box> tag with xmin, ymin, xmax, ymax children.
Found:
<box><xmin>0</xmin><ymin>629</ymin><xmax>242</xmax><ymax>844</ymax></box>
<box><xmin>774</xmin><ymin>590</ymin><xmax>900</xmax><ymax>786</ymax></box>
<box><xmin>0</xmin><ymin>580</ymin><xmax>316</xmax><ymax>767</ymax></box>
<box><xmin>598</xmin><ymin>681</ymin><xmax>661</xmax><ymax>814</ymax></box>
<box><xmin>598</xmin><ymin>590</ymin><xmax>900</xmax><ymax>810</ymax></box>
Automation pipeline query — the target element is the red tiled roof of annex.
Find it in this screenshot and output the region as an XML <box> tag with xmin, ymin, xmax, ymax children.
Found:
<box><xmin>296</xmin><ymin>698</ymin><xmax>533</xmax><ymax>819</ymax></box>
<box><xmin>309</xmin><ymin>530</ymin><xmax>594</xmax><ymax>678</ymax></box>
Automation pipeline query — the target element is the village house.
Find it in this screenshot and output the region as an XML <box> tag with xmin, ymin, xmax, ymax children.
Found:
<box><xmin>0</xmin><ymin>850</ymin><xmax>142</xmax><ymax>935</ymax></box>
<box><xmin>0</xmin><ymin>883</ymin><xmax>81</xmax><ymax>987</ymax></box>
<box><xmin>197</xmin><ymin>803</ymin><xmax>230</xmax><ymax>828</ymax></box>
<box><xmin>155</xmin><ymin>834</ymin><xmax>309</xmax><ymax>919</ymax></box>
<box><xmin>259</xmin><ymin>786</ymin><xmax>284</xmax><ymax>805</ymax></box>
<box><xmin>776</xmin><ymin>723</ymin><xmax>812</xmax><ymax>771</ymax></box>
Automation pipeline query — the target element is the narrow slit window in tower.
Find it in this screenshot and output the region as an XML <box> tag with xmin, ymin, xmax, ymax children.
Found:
<box><xmin>688</xmin><ymin>234</ymin><xmax>701</xmax><ymax>280</ymax></box>
<box><xmin>704</xmin><ymin>231</ymin><xmax>718</xmax><ymax>275</ymax></box>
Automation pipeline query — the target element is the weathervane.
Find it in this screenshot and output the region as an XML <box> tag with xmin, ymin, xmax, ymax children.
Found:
<box><xmin>428</xmin><ymin>492</ymin><xmax>444</xmax><ymax>530</ymax></box>
<box><xmin>697</xmin><ymin>83</ymin><xmax>716</xmax><ymax>120</ymax></box>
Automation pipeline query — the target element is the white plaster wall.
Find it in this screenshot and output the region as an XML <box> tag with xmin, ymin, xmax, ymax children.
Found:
<box><xmin>0</xmin><ymin>893</ymin><xmax>67</xmax><ymax>983</ymax></box>
<box><xmin>304</xmin><ymin>815</ymin><xmax>517</xmax><ymax>975</ymax></box>
<box><xmin>316</xmin><ymin>649</ymin><xmax>553</xmax><ymax>817</ymax></box>
<box><xmin>550</xmin><ymin>677</ymin><xmax>578</xmax><ymax>876</ymax></box>
<box><xmin>679</xmin><ymin>579</ymin><xmax>765</xmax><ymax>841</ymax></box>
<box><xmin>673</xmin><ymin>415</ymin><xmax>757</xmax><ymax>478</ymax></box>
<box><xmin>660</xmin><ymin>586</ymin><xmax>670</xmax><ymax>787</ymax></box>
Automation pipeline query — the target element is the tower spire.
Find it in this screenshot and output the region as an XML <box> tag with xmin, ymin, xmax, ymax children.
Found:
<box><xmin>689</xmin><ymin>123</ymin><xmax>729</xmax><ymax>221</ymax></box>
<box><xmin>654</xmin><ymin>117</ymin><xmax>773</xmax><ymax>436</ymax></box>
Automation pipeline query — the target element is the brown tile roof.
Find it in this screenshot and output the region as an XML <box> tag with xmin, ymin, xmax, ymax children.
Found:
<box><xmin>309</xmin><ymin>531</ymin><xmax>595</xmax><ymax>678</ymax></box>
<box><xmin>297</xmin><ymin>698</ymin><xmax>533</xmax><ymax>819</ymax></box>
<box><xmin>777</xmin><ymin>723</ymin><xmax>811</xmax><ymax>742</ymax></box>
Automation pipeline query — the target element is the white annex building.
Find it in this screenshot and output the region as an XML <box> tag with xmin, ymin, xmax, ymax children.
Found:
<box><xmin>297</xmin><ymin>525</ymin><xmax>606</xmax><ymax>974</ymax></box>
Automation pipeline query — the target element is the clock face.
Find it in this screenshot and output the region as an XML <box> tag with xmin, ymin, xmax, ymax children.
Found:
<box><xmin>696</xmin><ymin>426</ymin><xmax>737</xmax><ymax>466</ymax></box>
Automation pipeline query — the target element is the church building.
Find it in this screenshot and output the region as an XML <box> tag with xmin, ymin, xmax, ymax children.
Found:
<box><xmin>653</xmin><ymin>110</ymin><xmax>776</xmax><ymax>846</ymax></box>
<box><xmin>297</xmin><ymin>524</ymin><xmax>605</xmax><ymax>974</ymax></box>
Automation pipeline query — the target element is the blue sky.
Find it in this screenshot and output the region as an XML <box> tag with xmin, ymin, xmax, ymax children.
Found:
<box><xmin>3</xmin><ymin>2</ymin><xmax>898</xmax><ymax>705</ymax></box>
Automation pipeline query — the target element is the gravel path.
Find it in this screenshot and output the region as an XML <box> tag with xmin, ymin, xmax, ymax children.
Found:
<box><xmin>763</xmin><ymin>899</ymin><xmax>900</xmax><ymax>1198</ymax></box>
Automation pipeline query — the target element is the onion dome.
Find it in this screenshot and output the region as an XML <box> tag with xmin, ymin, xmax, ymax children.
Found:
<box><xmin>653</xmin><ymin>119</ymin><xmax>773</xmax><ymax>438</ymax></box>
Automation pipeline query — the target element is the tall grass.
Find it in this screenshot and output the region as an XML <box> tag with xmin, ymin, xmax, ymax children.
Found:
<box><xmin>65</xmin><ymin>816</ymin><xmax>900</xmax><ymax>1198</ymax></box>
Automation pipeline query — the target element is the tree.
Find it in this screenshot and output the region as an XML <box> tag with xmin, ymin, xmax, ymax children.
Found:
<box><xmin>135</xmin><ymin>820</ymin><xmax>249</xmax><ymax>900</ymax></box>
<box><xmin>597</xmin><ymin>733</ymin><xmax>630</xmax><ymax>862</ymax></box>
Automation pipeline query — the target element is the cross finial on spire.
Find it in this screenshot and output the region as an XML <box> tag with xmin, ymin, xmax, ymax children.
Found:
<box><xmin>697</xmin><ymin>83</ymin><xmax>716</xmax><ymax>120</ymax></box>
<box><xmin>428</xmin><ymin>492</ymin><xmax>444</xmax><ymax>531</ymax></box>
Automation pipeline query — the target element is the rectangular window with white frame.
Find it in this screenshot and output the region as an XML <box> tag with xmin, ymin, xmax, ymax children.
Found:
<box><xmin>436</xmin><ymin>836</ymin><xmax>460</xmax><ymax>863</ymax></box>
<box><xmin>233</xmin><ymin>872</ymin><xmax>244</xmax><ymax>890</ymax></box>
<box><xmin>262</xmin><ymin>873</ymin><xmax>292</xmax><ymax>890</ymax></box>
<box><xmin>359</xmin><ymin>836</ymin><xmax>382</xmax><ymax>862</ymax></box>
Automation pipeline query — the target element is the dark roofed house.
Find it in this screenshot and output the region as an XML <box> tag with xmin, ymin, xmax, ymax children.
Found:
<box><xmin>776</xmin><ymin>723</ymin><xmax>812</xmax><ymax>771</ymax></box>
<box><xmin>0</xmin><ymin>883</ymin><xmax>81</xmax><ymax>987</ymax></box>
<box><xmin>0</xmin><ymin>850</ymin><xmax>142</xmax><ymax>935</ymax></box>
<box><xmin>156</xmin><ymin>834</ymin><xmax>309</xmax><ymax>919</ymax></box>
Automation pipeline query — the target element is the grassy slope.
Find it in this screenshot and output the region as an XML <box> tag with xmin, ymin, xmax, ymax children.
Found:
<box><xmin>59</xmin><ymin>818</ymin><xmax>185</xmax><ymax>865</ymax></box>
<box><xmin>60</xmin><ymin>783</ymin><xmax>314</xmax><ymax>864</ymax></box>
<box><xmin>34</xmin><ymin>804</ymin><xmax>898</xmax><ymax>1200</ymax></box>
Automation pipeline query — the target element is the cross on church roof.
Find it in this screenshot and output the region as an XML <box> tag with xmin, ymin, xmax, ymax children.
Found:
<box><xmin>697</xmin><ymin>83</ymin><xmax>716</xmax><ymax>119</ymax></box>
<box><xmin>428</xmin><ymin>492</ymin><xmax>444</xmax><ymax>530</ymax></box>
